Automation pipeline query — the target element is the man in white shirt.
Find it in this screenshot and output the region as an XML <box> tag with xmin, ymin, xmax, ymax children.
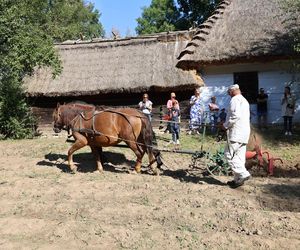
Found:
<box><xmin>223</xmin><ymin>84</ymin><xmax>251</xmax><ymax>188</ymax></box>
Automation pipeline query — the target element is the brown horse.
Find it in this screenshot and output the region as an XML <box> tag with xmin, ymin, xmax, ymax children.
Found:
<box><xmin>53</xmin><ymin>102</ymin><xmax>162</xmax><ymax>174</ymax></box>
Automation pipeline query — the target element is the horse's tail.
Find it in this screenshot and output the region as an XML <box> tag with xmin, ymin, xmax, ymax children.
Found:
<box><xmin>141</xmin><ymin>115</ymin><xmax>163</xmax><ymax>168</ymax></box>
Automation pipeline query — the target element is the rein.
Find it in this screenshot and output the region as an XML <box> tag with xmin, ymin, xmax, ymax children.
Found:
<box><xmin>70</xmin><ymin>108</ymin><xmax>147</xmax><ymax>137</ymax></box>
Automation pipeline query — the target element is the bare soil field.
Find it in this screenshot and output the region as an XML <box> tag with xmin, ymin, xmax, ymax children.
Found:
<box><xmin>0</xmin><ymin>135</ymin><xmax>299</xmax><ymax>249</ymax></box>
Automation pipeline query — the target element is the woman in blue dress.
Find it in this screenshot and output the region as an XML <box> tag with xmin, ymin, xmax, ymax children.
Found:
<box><xmin>188</xmin><ymin>88</ymin><xmax>204</xmax><ymax>134</ymax></box>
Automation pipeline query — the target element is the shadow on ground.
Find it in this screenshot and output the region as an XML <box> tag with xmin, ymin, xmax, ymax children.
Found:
<box><xmin>257</xmin><ymin>183</ymin><xmax>300</xmax><ymax>212</ymax></box>
<box><xmin>161</xmin><ymin>168</ymin><xmax>227</xmax><ymax>186</ymax></box>
<box><xmin>37</xmin><ymin>151</ymin><xmax>136</xmax><ymax>174</ymax></box>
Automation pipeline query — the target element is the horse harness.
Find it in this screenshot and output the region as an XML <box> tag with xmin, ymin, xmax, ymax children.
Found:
<box><xmin>70</xmin><ymin>109</ymin><xmax>147</xmax><ymax>137</ymax></box>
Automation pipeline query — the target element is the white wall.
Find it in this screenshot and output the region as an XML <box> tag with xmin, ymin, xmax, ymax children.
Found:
<box><xmin>199</xmin><ymin>61</ymin><xmax>300</xmax><ymax>124</ymax></box>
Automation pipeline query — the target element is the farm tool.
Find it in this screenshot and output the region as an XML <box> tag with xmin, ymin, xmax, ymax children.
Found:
<box><xmin>246</xmin><ymin>145</ymin><xmax>283</xmax><ymax>175</ymax></box>
<box><xmin>159</xmin><ymin>112</ymin><xmax>231</xmax><ymax>176</ymax></box>
<box><xmin>158</xmin><ymin>147</ymin><xmax>231</xmax><ymax>176</ymax></box>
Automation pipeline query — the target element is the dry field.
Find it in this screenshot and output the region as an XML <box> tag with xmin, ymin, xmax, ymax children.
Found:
<box><xmin>0</xmin><ymin>131</ymin><xmax>299</xmax><ymax>249</ymax></box>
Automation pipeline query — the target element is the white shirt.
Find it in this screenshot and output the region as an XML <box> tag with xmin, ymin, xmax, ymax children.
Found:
<box><xmin>138</xmin><ymin>100</ymin><xmax>152</xmax><ymax>115</ymax></box>
<box><xmin>224</xmin><ymin>94</ymin><xmax>250</xmax><ymax>144</ymax></box>
<box><xmin>281</xmin><ymin>94</ymin><xmax>295</xmax><ymax>117</ymax></box>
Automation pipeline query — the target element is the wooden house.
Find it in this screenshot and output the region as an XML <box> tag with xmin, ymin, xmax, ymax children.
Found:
<box><xmin>24</xmin><ymin>31</ymin><xmax>203</xmax><ymax>130</ymax></box>
<box><xmin>176</xmin><ymin>0</ymin><xmax>300</xmax><ymax>124</ymax></box>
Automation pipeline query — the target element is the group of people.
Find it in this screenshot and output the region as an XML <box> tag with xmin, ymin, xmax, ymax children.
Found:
<box><xmin>138</xmin><ymin>84</ymin><xmax>297</xmax><ymax>189</ymax></box>
<box><xmin>138</xmin><ymin>84</ymin><xmax>252</xmax><ymax>188</ymax></box>
<box><xmin>139</xmin><ymin>85</ymin><xmax>297</xmax><ymax>138</ymax></box>
<box><xmin>256</xmin><ymin>86</ymin><xmax>296</xmax><ymax>135</ymax></box>
<box><xmin>188</xmin><ymin>88</ymin><xmax>226</xmax><ymax>135</ymax></box>
<box><xmin>139</xmin><ymin>92</ymin><xmax>181</xmax><ymax>144</ymax></box>
<box><xmin>139</xmin><ymin>89</ymin><xmax>227</xmax><ymax>145</ymax></box>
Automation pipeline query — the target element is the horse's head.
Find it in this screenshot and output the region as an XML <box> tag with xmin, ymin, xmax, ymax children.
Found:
<box><xmin>53</xmin><ymin>102</ymin><xmax>86</xmax><ymax>133</ymax></box>
<box><xmin>53</xmin><ymin>103</ymin><xmax>64</xmax><ymax>133</ymax></box>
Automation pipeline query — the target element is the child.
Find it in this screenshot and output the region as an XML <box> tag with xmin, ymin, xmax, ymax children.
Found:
<box><xmin>170</xmin><ymin>100</ymin><xmax>180</xmax><ymax>144</ymax></box>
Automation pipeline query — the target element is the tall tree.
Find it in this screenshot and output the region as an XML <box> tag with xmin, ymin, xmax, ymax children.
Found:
<box><xmin>45</xmin><ymin>0</ymin><xmax>104</xmax><ymax>42</ymax></box>
<box><xmin>0</xmin><ymin>0</ymin><xmax>104</xmax><ymax>138</ymax></box>
<box><xmin>176</xmin><ymin>0</ymin><xmax>222</xmax><ymax>30</ymax></box>
<box><xmin>283</xmin><ymin>0</ymin><xmax>300</xmax><ymax>53</ymax></box>
<box><xmin>136</xmin><ymin>0</ymin><xmax>179</xmax><ymax>35</ymax></box>
<box><xmin>136</xmin><ymin>0</ymin><xmax>221</xmax><ymax>35</ymax></box>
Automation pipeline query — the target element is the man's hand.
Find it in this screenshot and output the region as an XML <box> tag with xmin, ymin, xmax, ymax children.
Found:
<box><xmin>220</xmin><ymin>124</ymin><xmax>227</xmax><ymax>131</ymax></box>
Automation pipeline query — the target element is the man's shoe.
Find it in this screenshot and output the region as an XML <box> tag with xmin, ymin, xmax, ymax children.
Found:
<box><xmin>228</xmin><ymin>176</ymin><xmax>250</xmax><ymax>189</ymax></box>
<box><xmin>227</xmin><ymin>180</ymin><xmax>236</xmax><ymax>186</ymax></box>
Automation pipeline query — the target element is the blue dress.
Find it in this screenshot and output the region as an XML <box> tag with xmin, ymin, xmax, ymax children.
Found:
<box><xmin>189</xmin><ymin>95</ymin><xmax>203</xmax><ymax>130</ymax></box>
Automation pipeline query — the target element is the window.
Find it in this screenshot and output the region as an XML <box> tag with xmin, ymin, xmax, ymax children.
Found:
<box><xmin>233</xmin><ymin>72</ymin><xmax>258</xmax><ymax>104</ymax></box>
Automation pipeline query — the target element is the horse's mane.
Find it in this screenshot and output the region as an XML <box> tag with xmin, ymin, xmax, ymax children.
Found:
<box><xmin>66</xmin><ymin>101</ymin><xmax>95</xmax><ymax>110</ymax></box>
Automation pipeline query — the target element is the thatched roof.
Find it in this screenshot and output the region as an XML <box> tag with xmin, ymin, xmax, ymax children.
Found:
<box><xmin>177</xmin><ymin>0</ymin><xmax>300</xmax><ymax>70</ymax></box>
<box><xmin>24</xmin><ymin>31</ymin><xmax>203</xmax><ymax>97</ymax></box>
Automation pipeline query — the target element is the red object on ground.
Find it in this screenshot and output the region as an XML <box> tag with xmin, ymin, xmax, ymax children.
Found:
<box><xmin>246</xmin><ymin>146</ymin><xmax>283</xmax><ymax>175</ymax></box>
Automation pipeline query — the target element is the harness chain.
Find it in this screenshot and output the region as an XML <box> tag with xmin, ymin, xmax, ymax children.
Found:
<box><xmin>70</xmin><ymin>109</ymin><xmax>158</xmax><ymax>150</ymax></box>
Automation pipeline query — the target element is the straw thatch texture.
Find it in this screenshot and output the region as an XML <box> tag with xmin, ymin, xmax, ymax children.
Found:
<box><xmin>24</xmin><ymin>31</ymin><xmax>203</xmax><ymax>97</ymax></box>
<box><xmin>177</xmin><ymin>0</ymin><xmax>300</xmax><ymax>70</ymax></box>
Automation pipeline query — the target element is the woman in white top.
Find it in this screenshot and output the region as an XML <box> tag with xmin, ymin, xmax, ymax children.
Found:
<box><xmin>138</xmin><ymin>93</ymin><xmax>153</xmax><ymax>121</ymax></box>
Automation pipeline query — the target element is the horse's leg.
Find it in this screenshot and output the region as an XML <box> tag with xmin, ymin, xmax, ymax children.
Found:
<box><xmin>147</xmin><ymin>151</ymin><xmax>160</xmax><ymax>175</ymax></box>
<box><xmin>91</xmin><ymin>146</ymin><xmax>103</xmax><ymax>173</ymax></box>
<box><xmin>68</xmin><ymin>133</ymin><xmax>88</xmax><ymax>173</ymax></box>
<box><xmin>98</xmin><ymin>147</ymin><xmax>107</xmax><ymax>165</ymax></box>
<box><xmin>126</xmin><ymin>142</ymin><xmax>144</xmax><ymax>173</ymax></box>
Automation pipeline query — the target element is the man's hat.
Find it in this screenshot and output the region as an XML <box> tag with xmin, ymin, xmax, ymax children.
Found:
<box><xmin>170</xmin><ymin>92</ymin><xmax>176</xmax><ymax>97</ymax></box>
<box><xmin>228</xmin><ymin>84</ymin><xmax>239</xmax><ymax>91</ymax></box>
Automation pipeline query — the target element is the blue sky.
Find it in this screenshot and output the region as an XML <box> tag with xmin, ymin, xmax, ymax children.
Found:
<box><xmin>91</xmin><ymin>0</ymin><xmax>152</xmax><ymax>37</ymax></box>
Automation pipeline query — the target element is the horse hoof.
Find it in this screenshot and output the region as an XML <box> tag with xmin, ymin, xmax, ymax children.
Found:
<box><xmin>134</xmin><ymin>167</ymin><xmax>141</xmax><ymax>174</ymax></box>
<box><xmin>152</xmin><ymin>169</ymin><xmax>160</xmax><ymax>176</ymax></box>
<box><xmin>70</xmin><ymin>166</ymin><xmax>77</xmax><ymax>174</ymax></box>
<box><xmin>129</xmin><ymin>168</ymin><xmax>141</xmax><ymax>174</ymax></box>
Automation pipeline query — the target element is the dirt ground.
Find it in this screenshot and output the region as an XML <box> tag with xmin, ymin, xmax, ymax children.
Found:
<box><xmin>0</xmin><ymin>136</ymin><xmax>299</xmax><ymax>249</ymax></box>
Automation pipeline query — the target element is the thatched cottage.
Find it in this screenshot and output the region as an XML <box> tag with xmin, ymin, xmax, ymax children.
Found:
<box><xmin>24</xmin><ymin>31</ymin><xmax>203</xmax><ymax>127</ymax></box>
<box><xmin>177</xmin><ymin>0</ymin><xmax>300</xmax><ymax>124</ymax></box>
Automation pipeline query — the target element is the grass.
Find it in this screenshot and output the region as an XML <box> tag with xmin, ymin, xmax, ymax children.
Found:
<box><xmin>0</xmin><ymin>125</ymin><xmax>299</xmax><ymax>171</ymax></box>
<box><xmin>157</xmin><ymin>125</ymin><xmax>300</xmax><ymax>161</ymax></box>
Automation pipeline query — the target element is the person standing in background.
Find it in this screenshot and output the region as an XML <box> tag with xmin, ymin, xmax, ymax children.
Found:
<box><xmin>169</xmin><ymin>100</ymin><xmax>180</xmax><ymax>145</ymax></box>
<box><xmin>256</xmin><ymin>88</ymin><xmax>268</xmax><ymax>130</ymax></box>
<box><xmin>188</xmin><ymin>88</ymin><xmax>204</xmax><ymax>134</ymax></box>
<box><xmin>208</xmin><ymin>96</ymin><xmax>219</xmax><ymax>133</ymax></box>
<box><xmin>281</xmin><ymin>86</ymin><xmax>296</xmax><ymax>136</ymax></box>
<box><xmin>138</xmin><ymin>93</ymin><xmax>153</xmax><ymax>121</ymax></box>
<box><xmin>165</xmin><ymin>92</ymin><xmax>179</xmax><ymax>133</ymax></box>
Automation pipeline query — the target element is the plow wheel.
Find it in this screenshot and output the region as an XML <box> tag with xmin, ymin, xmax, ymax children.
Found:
<box><xmin>189</xmin><ymin>149</ymin><xmax>232</xmax><ymax>176</ymax></box>
<box><xmin>189</xmin><ymin>151</ymin><xmax>209</xmax><ymax>172</ymax></box>
<box><xmin>206</xmin><ymin>157</ymin><xmax>232</xmax><ymax>176</ymax></box>
<box><xmin>205</xmin><ymin>149</ymin><xmax>232</xmax><ymax>176</ymax></box>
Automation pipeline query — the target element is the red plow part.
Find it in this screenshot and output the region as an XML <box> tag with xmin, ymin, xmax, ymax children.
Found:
<box><xmin>246</xmin><ymin>148</ymin><xmax>283</xmax><ymax>175</ymax></box>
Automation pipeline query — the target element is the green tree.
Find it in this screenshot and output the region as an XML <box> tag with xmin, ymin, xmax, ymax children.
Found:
<box><xmin>0</xmin><ymin>0</ymin><xmax>61</xmax><ymax>138</ymax></box>
<box><xmin>176</xmin><ymin>0</ymin><xmax>222</xmax><ymax>30</ymax></box>
<box><xmin>283</xmin><ymin>0</ymin><xmax>300</xmax><ymax>53</ymax></box>
<box><xmin>136</xmin><ymin>0</ymin><xmax>179</xmax><ymax>35</ymax></box>
<box><xmin>0</xmin><ymin>0</ymin><xmax>104</xmax><ymax>138</ymax></box>
<box><xmin>136</xmin><ymin>0</ymin><xmax>221</xmax><ymax>35</ymax></box>
<box><xmin>45</xmin><ymin>0</ymin><xmax>104</xmax><ymax>42</ymax></box>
